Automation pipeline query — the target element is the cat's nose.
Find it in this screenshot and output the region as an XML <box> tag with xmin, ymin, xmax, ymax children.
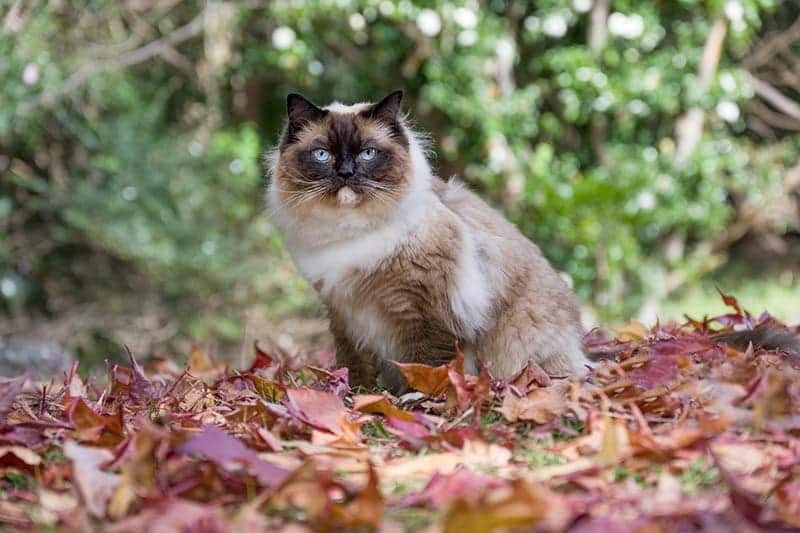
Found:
<box><xmin>337</xmin><ymin>158</ymin><xmax>355</xmax><ymax>178</ymax></box>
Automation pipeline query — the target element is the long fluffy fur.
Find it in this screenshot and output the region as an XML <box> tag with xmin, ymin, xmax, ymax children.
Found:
<box><xmin>268</xmin><ymin>95</ymin><xmax>590</xmax><ymax>392</ymax></box>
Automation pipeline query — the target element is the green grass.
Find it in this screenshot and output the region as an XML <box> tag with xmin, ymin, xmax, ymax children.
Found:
<box><xmin>384</xmin><ymin>508</ymin><xmax>441</xmax><ymax>530</ymax></box>
<box><xmin>679</xmin><ymin>459</ymin><xmax>719</xmax><ymax>493</ymax></box>
<box><xmin>518</xmin><ymin>448</ymin><xmax>566</xmax><ymax>468</ymax></box>
<box><xmin>660</xmin><ymin>269</ymin><xmax>800</xmax><ymax>324</ymax></box>
<box><xmin>361</xmin><ymin>420</ymin><xmax>393</xmax><ymax>440</ymax></box>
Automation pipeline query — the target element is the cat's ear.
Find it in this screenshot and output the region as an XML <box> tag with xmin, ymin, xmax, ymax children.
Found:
<box><xmin>362</xmin><ymin>90</ymin><xmax>403</xmax><ymax>124</ymax></box>
<box><xmin>286</xmin><ymin>93</ymin><xmax>326</xmax><ymax>130</ymax></box>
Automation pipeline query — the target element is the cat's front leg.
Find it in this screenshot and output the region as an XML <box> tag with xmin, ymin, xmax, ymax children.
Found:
<box><xmin>330</xmin><ymin>316</ymin><xmax>379</xmax><ymax>390</ymax></box>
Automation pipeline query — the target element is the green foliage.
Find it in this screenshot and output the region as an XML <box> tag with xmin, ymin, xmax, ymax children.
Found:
<box><xmin>679</xmin><ymin>458</ymin><xmax>720</xmax><ymax>493</ymax></box>
<box><xmin>1</xmin><ymin>1</ymin><xmax>798</xmax><ymax>347</ymax></box>
<box><xmin>3</xmin><ymin>470</ymin><xmax>35</xmax><ymax>490</ymax></box>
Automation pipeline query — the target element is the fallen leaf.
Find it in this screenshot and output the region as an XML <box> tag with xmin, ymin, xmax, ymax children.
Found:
<box><xmin>105</xmin><ymin>498</ymin><xmax>227</xmax><ymax>533</ymax></box>
<box><xmin>66</xmin><ymin>398</ymin><xmax>124</xmax><ymax>445</ymax></box>
<box><xmin>250</xmin><ymin>341</ymin><xmax>275</xmax><ymax>371</ymax></box>
<box><xmin>287</xmin><ymin>387</ymin><xmax>362</xmax><ymax>443</ymax></box>
<box><xmin>0</xmin><ymin>446</ymin><xmax>42</xmax><ymax>471</ymax></box>
<box><xmin>613</xmin><ymin>321</ymin><xmax>650</xmax><ymax>341</ymax></box>
<box><xmin>500</xmin><ymin>380</ymin><xmax>571</xmax><ymax>424</ymax></box>
<box><xmin>595</xmin><ymin>415</ymin><xmax>629</xmax><ymax>466</ymax></box>
<box><xmin>352</xmin><ymin>394</ymin><xmax>415</xmax><ymax>422</ymax></box>
<box><xmin>395</xmin><ymin>361</ymin><xmax>451</xmax><ymax>396</ymax></box>
<box><xmin>63</xmin><ymin>440</ymin><xmax>119</xmax><ymax>518</ymax></box>
<box><xmin>443</xmin><ymin>480</ymin><xmax>552</xmax><ymax>533</ymax></box>
<box><xmin>187</xmin><ymin>345</ymin><xmax>226</xmax><ymax>383</ymax></box>
<box><xmin>178</xmin><ymin>425</ymin><xmax>291</xmax><ymax>487</ymax></box>
<box><xmin>0</xmin><ymin>375</ymin><xmax>26</xmax><ymax>418</ymax></box>
<box><xmin>328</xmin><ymin>464</ymin><xmax>384</xmax><ymax>528</ymax></box>
<box><xmin>38</xmin><ymin>489</ymin><xmax>78</xmax><ymax>514</ymax></box>
<box><xmin>403</xmin><ymin>467</ymin><xmax>506</xmax><ymax>508</ymax></box>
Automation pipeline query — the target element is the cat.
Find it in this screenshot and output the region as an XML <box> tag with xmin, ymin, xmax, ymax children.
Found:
<box><xmin>266</xmin><ymin>90</ymin><xmax>591</xmax><ymax>393</ymax></box>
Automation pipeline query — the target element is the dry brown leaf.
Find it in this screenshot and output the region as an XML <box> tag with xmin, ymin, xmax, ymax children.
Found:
<box><xmin>499</xmin><ymin>380</ymin><xmax>571</xmax><ymax>423</ymax></box>
<box><xmin>63</xmin><ymin>440</ymin><xmax>120</xmax><ymax>518</ymax></box>
<box><xmin>352</xmin><ymin>394</ymin><xmax>416</xmax><ymax>421</ymax></box>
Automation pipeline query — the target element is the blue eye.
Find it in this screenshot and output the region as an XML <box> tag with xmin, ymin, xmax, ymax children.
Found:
<box><xmin>359</xmin><ymin>147</ymin><xmax>377</xmax><ymax>161</ymax></box>
<box><xmin>312</xmin><ymin>148</ymin><xmax>330</xmax><ymax>162</ymax></box>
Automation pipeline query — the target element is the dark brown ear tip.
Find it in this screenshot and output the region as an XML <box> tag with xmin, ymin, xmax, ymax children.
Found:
<box><xmin>286</xmin><ymin>93</ymin><xmax>306</xmax><ymax>106</ymax></box>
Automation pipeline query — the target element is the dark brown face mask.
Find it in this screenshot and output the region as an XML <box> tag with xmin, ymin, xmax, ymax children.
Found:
<box><xmin>275</xmin><ymin>91</ymin><xmax>411</xmax><ymax>207</ymax></box>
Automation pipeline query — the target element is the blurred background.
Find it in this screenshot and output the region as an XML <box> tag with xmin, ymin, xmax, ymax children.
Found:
<box><xmin>1</xmin><ymin>0</ymin><xmax>799</xmax><ymax>371</ymax></box>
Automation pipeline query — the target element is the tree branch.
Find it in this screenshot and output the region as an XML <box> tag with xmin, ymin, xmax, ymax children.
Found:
<box><xmin>746</xmin><ymin>73</ymin><xmax>800</xmax><ymax>121</ymax></box>
<box><xmin>17</xmin><ymin>13</ymin><xmax>204</xmax><ymax>114</ymax></box>
<box><xmin>743</xmin><ymin>16</ymin><xmax>800</xmax><ymax>70</ymax></box>
<box><xmin>587</xmin><ymin>0</ymin><xmax>609</xmax><ymax>164</ymax></box>
<box><xmin>748</xmin><ymin>100</ymin><xmax>800</xmax><ymax>131</ymax></box>
<box><xmin>674</xmin><ymin>17</ymin><xmax>727</xmax><ymax>167</ymax></box>
<box><xmin>587</xmin><ymin>0</ymin><xmax>609</xmax><ymax>54</ymax></box>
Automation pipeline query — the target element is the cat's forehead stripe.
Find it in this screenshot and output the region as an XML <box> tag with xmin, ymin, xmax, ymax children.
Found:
<box><xmin>323</xmin><ymin>102</ymin><xmax>371</xmax><ymax>114</ymax></box>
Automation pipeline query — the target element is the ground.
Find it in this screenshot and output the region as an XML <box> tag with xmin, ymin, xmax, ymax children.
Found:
<box><xmin>0</xmin><ymin>293</ymin><xmax>798</xmax><ymax>532</ymax></box>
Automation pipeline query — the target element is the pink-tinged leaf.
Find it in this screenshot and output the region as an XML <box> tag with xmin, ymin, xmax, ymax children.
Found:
<box><xmin>775</xmin><ymin>481</ymin><xmax>800</xmax><ymax>527</ymax></box>
<box><xmin>448</xmin><ymin>365</ymin><xmax>472</xmax><ymax>411</ymax></box>
<box><xmin>627</xmin><ymin>353</ymin><xmax>679</xmax><ymax>390</ymax></box>
<box><xmin>403</xmin><ymin>468</ymin><xmax>506</xmax><ymax>508</ymax></box>
<box><xmin>628</xmin><ymin>337</ymin><xmax>721</xmax><ymax>389</ymax></box>
<box><xmin>326</xmin><ymin>367</ymin><xmax>350</xmax><ymax>398</ymax></box>
<box><xmin>178</xmin><ymin>426</ymin><xmax>290</xmax><ymax>487</ymax></box>
<box><xmin>63</xmin><ymin>440</ymin><xmax>120</xmax><ymax>518</ymax></box>
<box><xmin>0</xmin><ymin>375</ymin><xmax>26</xmax><ymax>418</ymax></box>
<box><xmin>179</xmin><ymin>425</ymin><xmax>253</xmax><ymax>464</ymax></box>
<box><xmin>108</xmin><ymin>350</ymin><xmax>157</xmax><ymax>403</ymax></box>
<box><xmin>712</xmin><ymin>313</ymin><xmax>750</xmax><ymax>328</ymax></box>
<box><xmin>304</xmin><ymin>365</ymin><xmax>351</xmax><ymax>398</ymax></box>
<box><xmin>0</xmin><ymin>425</ymin><xmax>45</xmax><ymax>447</ymax></box>
<box><xmin>505</xmin><ymin>362</ymin><xmax>552</xmax><ymax>392</ymax></box>
<box><xmin>384</xmin><ymin>416</ymin><xmax>431</xmax><ymax>449</ymax></box>
<box><xmin>286</xmin><ymin>387</ymin><xmax>350</xmax><ymax>435</ymax></box>
<box><xmin>570</xmin><ymin>517</ymin><xmax>647</xmax><ymax>533</ymax></box>
<box><xmin>105</xmin><ymin>498</ymin><xmax>227</xmax><ymax>533</ymax></box>
<box><xmin>63</xmin><ymin>361</ymin><xmax>85</xmax><ymax>398</ymax></box>
<box><xmin>127</xmin><ymin>347</ymin><xmax>158</xmax><ymax>401</ymax></box>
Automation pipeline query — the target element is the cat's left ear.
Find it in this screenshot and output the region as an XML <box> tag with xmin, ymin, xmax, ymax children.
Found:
<box><xmin>362</xmin><ymin>90</ymin><xmax>403</xmax><ymax>124</ymax></box>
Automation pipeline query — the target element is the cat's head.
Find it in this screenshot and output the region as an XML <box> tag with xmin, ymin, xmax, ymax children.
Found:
<box><xmin>270</xmin><ymin>91</ymin><xmax>416</xmax><ymax>217</ymax></box>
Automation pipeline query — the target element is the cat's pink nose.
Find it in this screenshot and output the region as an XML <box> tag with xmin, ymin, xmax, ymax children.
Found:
<box><xmin>336</xmin><ymin>186</ymin><xmax>359</xmax><ymax>207</ymax></box>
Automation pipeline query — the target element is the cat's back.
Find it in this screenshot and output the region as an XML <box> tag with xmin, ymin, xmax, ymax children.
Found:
<box><xmin>434</xmin><ymin>177</ymin><xmax>540</xmax><ymax>260</ymax></box>
<box><xmin>435</xmin><ymin>176</ymin><xmax>579</xmax><ymax>314</ymax></box>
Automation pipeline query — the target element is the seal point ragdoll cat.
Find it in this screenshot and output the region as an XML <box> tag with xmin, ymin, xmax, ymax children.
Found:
<box><xmin>267</xmin><ymin>90</ymin><xmax>591</xmax><ymax>392</ymax></box>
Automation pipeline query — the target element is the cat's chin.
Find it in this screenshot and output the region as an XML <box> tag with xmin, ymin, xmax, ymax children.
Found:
<box><xmin>336</xmin><ymin>186</ymin><xmax>360</xmax><ymax>208</ymax></box>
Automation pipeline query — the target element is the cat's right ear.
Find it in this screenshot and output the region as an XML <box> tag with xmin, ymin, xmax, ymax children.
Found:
<box><xmin>286</xmin><ymin>93</ymin><xmax>326</xmax><ymax>131</ymax></box>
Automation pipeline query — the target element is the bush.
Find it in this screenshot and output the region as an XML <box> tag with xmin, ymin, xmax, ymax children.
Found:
<box><xmin>1</xmin><ymin>1</ymin><xmax>798</xmax><ymax>347</ymax></box>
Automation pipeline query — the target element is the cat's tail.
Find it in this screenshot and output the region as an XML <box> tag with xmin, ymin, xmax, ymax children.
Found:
<box><xmin>583</xmin><ymin>322</ymin><xmax>800</xmax><ymax>361</ymax></box>
<box><xmin>711</xmin><ymin>322</ymin><xmax>800</xmax><ymax>356</ymax></box>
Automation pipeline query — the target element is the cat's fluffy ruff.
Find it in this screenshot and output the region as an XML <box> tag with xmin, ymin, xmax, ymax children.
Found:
<box><xmin>268</xmin><ymin>93</ymin><xmax>590</xmax><ymax>392</ymax></box>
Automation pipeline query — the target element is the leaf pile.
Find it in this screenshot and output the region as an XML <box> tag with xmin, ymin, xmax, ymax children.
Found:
<box><xmin>1</xmin><ymin>294</ymin><xmax>799</xmax><ymax>532</ymax></box>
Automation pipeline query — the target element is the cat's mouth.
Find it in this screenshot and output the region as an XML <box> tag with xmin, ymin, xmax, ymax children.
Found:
<box><xmin>336</xmin><ymin>186</ymin><xmax>361</xmax><ymax>208</ymax></box>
